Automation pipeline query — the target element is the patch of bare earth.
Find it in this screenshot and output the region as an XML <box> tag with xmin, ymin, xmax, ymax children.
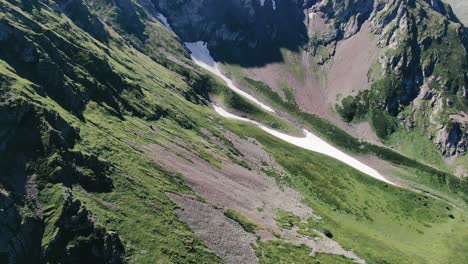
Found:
<box><xmin>324</xmin><ymin>22</ymin><xmax>382</xmax><ymax>144</ymax></box>
<box><xmin>455</xmin><ymin>165</ymin><xmax>467</xmax><ymax>178</ymax></box>
<box><xmin>325</xmin><ymin>22</ymin><xmax>376</xmax><ymax>105</ymax></box>
<box><xmin>145</xmin><ymin>131</ymin><xmax>364</xmax><ymax>263</ymax></box>
<box><xmin>224</xmin><ymin>20</ymin><xmax>381</xmax><ymax>145</ymax></box>
<box><xmin>168</xmin><ymin>193</ymin><xmax>258</xmax><ymax>264</ymax></box>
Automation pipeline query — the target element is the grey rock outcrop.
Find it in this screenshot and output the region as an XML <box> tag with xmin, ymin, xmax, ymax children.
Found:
<box><xmin>0</xmin><ymin>191</ymin><xmax>42</xmax><ymax>264</ymax></box>
<box><xmin>435</xmin><ymin>116</ymin><xmax>468</xmax><ymax>156</ymax></box>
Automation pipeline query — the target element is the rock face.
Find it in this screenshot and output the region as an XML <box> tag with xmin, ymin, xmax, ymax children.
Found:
<box><xmin>42</xmin><ymin>189</ymin><xmax>125</xmax><ymax>264</ymax></box>
<box><xmin>435</xmin><ymin>116</ymin><xmax>468</xmax><ymax>156</ymax></box>
<box><xmin>310</xmin><ymin>0</ymin><xmax>467</xmax><ymax>157</ymax></box>
<box><xmin>0</xmin><ymin>192</ymin><xmax>43</xmax><ymax>264</ymax></box>
<box><xmin>309</xmin><ymin>0</ymin><xmax>374</xmax><ymax>40</ymax></box>
<box><xmin>0</xmin><ymin>187</ymin><xmax>125</xmax><ymax>264</ymax></box>
<box><xmin>0</xmin><ymin>95</ymin><xmax>122</xmax><ymax>263</ymax></box>
<box><xmin>155</xmin><ymin>0</ymin><xmax>309</xmax><ymax>65</ymax></box>
<box><xmin>0</xmin><ymin>45</ymin><xmax>119</xmax><ymax>264</ymax></box>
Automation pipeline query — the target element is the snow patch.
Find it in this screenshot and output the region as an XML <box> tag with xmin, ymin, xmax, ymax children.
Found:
<box><xmin>186</xmin><ymin>40</ymin><xmax>394</xmax><ymax>185</ymax></box>
<box><xmin>185</xmin><ymin>41</ymin><xmax>275</xmax><ymax>113</ymax></box>
<box><xmin>260</xmin><ymin>0</ymin><xmax>275</xmax><ymax>10</ymax></box>
<box><xmin>157</xmin><ymin>13</ymin><xmax>172</xmax><ymax>30</ymax></box>
<box><xmin>213</xmin><ymin>106</ymin><xmax>396</xmax><ymax>185</ymax></box>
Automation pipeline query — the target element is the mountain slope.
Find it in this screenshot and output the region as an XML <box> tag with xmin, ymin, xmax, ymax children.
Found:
<box><xmin>164</xmin><ymin>0</ymin><xmax>468</xmax><ymax>175</ymax></box>
<box><xmin>0</xmin><ymin>0</ymin><xmax>467</xmax><ymax>264</ymax></box>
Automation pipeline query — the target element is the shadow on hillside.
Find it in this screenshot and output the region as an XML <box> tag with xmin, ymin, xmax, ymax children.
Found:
<box><xmin>159</xmin><ymin>0</ymin><xmax>309</xmax><ymax>67</ymax></box>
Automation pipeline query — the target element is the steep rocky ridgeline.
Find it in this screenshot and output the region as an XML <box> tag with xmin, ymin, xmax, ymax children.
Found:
<box><xmin>331</xmin><ymin>0</ymin><xmax>468</xmax><ymax>161</ymax></box>
<box><xmin>312</xmin><ymin>0</ymin><xmax>467</xmax><ymax>165</ymax></box>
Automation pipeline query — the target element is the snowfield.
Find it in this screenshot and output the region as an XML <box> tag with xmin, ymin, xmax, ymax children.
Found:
<box><xmin>185</xmin><ymin>42</ymin><xmax>275</xmax><ymax>113</ymax></box>
<box><xmin>157</xmin><ymin>13</ymin><xmax>172</xmax><ymax>30</ymax></box>
<box><xmin>187</xmin><ymin>42</ymin><xmax>395</xmax><ymax>186</ymax></box>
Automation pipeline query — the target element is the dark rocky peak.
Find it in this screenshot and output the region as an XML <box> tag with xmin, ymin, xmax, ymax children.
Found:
<box><xmin>307</xmin><ymin>0</ymin><xmax>375</xmax><ymax>41</ymax></box>
<box><xmin>154</xmin><ymin>0</ymin><xmax>309</xmax><ymax>66</ymax></box>
<box><xmin>311</xmin><ymin>0</ymin><xmax>375</xmax><ymax>24</ymax></box>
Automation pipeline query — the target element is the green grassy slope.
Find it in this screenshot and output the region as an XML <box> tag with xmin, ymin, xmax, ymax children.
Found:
<box><xmin>1</xmin><ymin>0</ymin><xmax>467</xmax><ymax>263</ymax></box>
<box><xmin>240</xmin><ymin>77</ymin><xmax>468</xmax><ymax>207</ymax></box>
<box><xmin>224</xmin><ymin>120</ymin><xmax>468</xmax><ymax>264</ymax></box>
<box><xmin>0</xmin><ymin>0</ymin><xmax>224</xmax><ymax>262</ymax></box>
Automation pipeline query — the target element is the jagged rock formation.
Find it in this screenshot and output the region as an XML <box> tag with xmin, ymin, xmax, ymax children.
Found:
<box><xmin>435</xmin><ymin>115</ymin><xmax>468</xmax><ymax>156</ymax></box>
<box><xmin>0</xmin><ymin>191</ymin><xmax>42</xmax><ymax>264</ymax></box>
<box><xmin>0</xmin><ymin>0</ymin><xmax>218</xmax><ymax>262</ymax></box>
<box><xmin>305</xmin><ymin>0</ymin><xmax>467</xmax><ymax>158</ymax></box>
<box><xmin>0</xmin><ymin>86</ymin><xmax>122</xmax><ymax>263</ymax></box>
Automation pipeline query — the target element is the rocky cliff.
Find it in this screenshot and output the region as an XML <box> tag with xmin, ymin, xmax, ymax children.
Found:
<box><xmin>155</xmin><ymin>0</ymin><xmax>309</xmax><ymax>65</ymax></box>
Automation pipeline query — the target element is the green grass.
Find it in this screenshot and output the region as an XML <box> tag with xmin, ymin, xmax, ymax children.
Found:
<box><xmin>274</xmin><ymin>210</ymin><xmax>324</xmax><ymax>238</ymax></box>
<box><xmin>224</xmin><ymin>209</ymin><xmax>259</xmax><ymax>233</ymax></box>
<box><xmin>198</xmin><ymin>70</ymin><xmax>302</xmax><ymax>136</ymax></box>
<box><xmin>39</xmin><ymin>184</ymin><xmax>66</xmax><ymax>247</ymax></box>
<box><xmin>6</xmin><ymin>76</ymin><xmax>224</xmax><ymax>262</ymax></box>
<box><xmin>0</xmin><ymin>1</ymin><xmax>232</xmax><ymax>261</ymax></box>
<box><xmin>237</xmin><ymin>76</ymin><xmax>468</xmax><ymax>206</ymax></box>
<box><xmin>280</xmin><ymin>49</ymin><xmax>307</xmax><ymax>83</ymax></box>
<box><xmin>219</xmin><ymin>91</ymin><xmax>300</xmax><ymax>134</ymax></box>
<box><xmin>68</xmin><ymin>102</ymin><xmax>226</xmax><ymax>263</ymax></box>
<box><xmin>222</xmin><ymin>119</ymin><xmax>468</xmax><ymax>264</ymax></box>
<box><xmin>279</xmin><ymin>81</ymin><xmax>297</xmax><ymax>105</ymax></box>
<box><xmin>274</xmin><ymin>209</ymin><xmax>302</xmax><ymax>230</ymax></box>
<box><xmin>3</xmin><ymin>1</ymin><xmax>468</xmax><ymax>263</ymax></box>
<box><xmin>386</xmin><ymin>129</ymin><xmax>449</xmax><ymax>172</ymax></box>
<box><xmin>255</xmin><ymin>240</ymin><xmax>355</xmax><ymax>264</ymax></box>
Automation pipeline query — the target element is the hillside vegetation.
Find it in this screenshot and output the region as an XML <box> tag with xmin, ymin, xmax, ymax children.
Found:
<box><xmin>0</xmin><ymin>0</ymin><xmax>467</xmax><ymax>264</ymax></box>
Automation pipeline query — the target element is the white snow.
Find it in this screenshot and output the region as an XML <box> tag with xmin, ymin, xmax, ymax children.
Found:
<box><xmin>260</xmin><ymin>0</ymin><xmax>276</xmax><ymax>10</ymax></box>
<box><xmin>213</xmin><ymin>105</ymin><xmax>257</xmax><ymax>123</ymax></box>
<box><xmin>214</xmin><ymin>106</ymin><xmax>396</xmax><ymax>185</ymax></box>
<box><xmin>186</xmin><ymin>40</ymin><xmax>395</xmax><ymax>185</ymax></box>
<box><xmin>308</xmin><ymin>11</ymin><xmax>315</xmax><ymax>19</ymax></box>
<box><xmin>185</xmin><ymin>41</ymin><xmax>275</xmax><ymax>113</ymax></box>
<box><xmin>157</xmin><ymin>13</ymin><xmax>172</xmax><ymax>30</ymax></box>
